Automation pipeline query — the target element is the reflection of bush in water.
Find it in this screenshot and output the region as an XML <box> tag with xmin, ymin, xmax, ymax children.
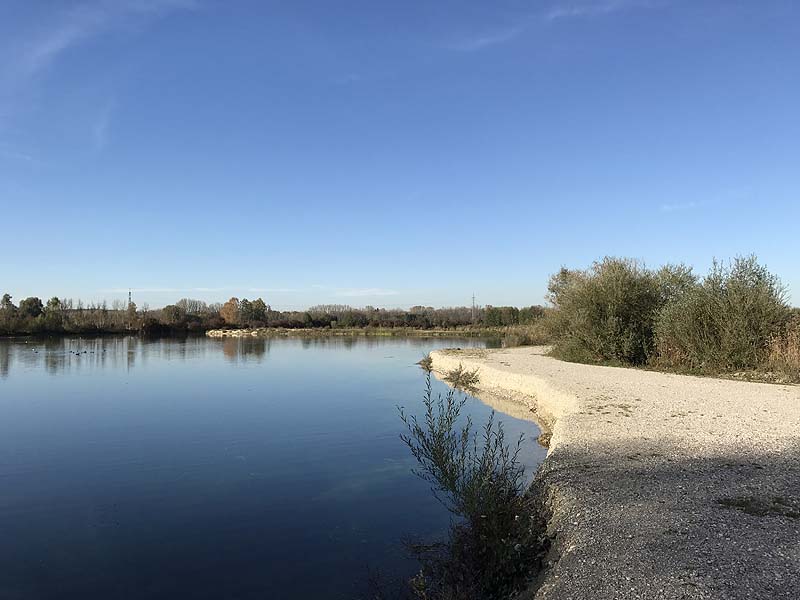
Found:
<box><xmin>0</xmin><ymin>344</ymin><xmax>9</xmax><ymax>378</ymax></box>
<box><xmin>221</xmin><ymin>337</ymin><xmax>270</xmax><ymax>362</ymax></box>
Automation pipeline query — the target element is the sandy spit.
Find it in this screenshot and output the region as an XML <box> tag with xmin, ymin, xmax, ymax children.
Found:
<box><xmin>429</xmin><ymin>347</ymin><xmax>800</xmax><ymax>600</ymax></box>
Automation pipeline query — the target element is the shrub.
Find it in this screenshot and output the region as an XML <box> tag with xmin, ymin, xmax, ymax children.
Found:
<box><xmin>398</xmin><ymin>375</ymin><xmax>546</xmax><ymax>599</ymax></box>
<box><xmin>518</xmin><ymin>305</ymin><xmax>546</xmax><ymax>325</ymax></box>
<box><xmin>418</xmin><ymin>354</ymin><xmax>433</xmax><ymax>372</ymax></box>
<box><xmin>655</xmin><ymin>256</ymin><xmax>789</xmax><ymax>372</ymax></box>
<box><xmin>546</xmin><ymin>257</ymin><xmax>664</xmax><ymax>365</ymax></box>
<box><xmin>501</xmin><ymin>322</ymin><xmax>551</xmax><ymax>348</ymax></box>
<box><xmin>443</xmin><ymin>364</ymin><xmax>480</xmax><ymax>393</ymax></box>
<box><xmin>484</xmin><ymin>306</ymin><xmax>519</xmax><ymax>327</ymax></box>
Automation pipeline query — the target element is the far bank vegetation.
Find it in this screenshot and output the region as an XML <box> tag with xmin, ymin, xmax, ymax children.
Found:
<box><xmin>0</xmin><ymin>292</ymin><xmax>548</xmax><ymax>342</ymax></box>
<box><xmin>2</xmin><ymin>255</ymin><xmax>797</xmax><ymax>382</ymax></box>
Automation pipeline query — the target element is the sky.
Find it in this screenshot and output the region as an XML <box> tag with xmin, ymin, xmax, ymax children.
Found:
<box><xmin>1</xmin><ymin>0</ymin><xmax>798</xmax><ymax>309</ymax></box>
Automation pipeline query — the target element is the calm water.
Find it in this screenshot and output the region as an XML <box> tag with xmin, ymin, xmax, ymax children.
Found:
<box><xmin>0</xmin><ymin>336</ymin><xmax>545</xmax><ymax>599</ymax></box>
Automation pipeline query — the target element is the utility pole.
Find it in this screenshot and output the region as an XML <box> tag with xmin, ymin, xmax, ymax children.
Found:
<box><xmin>471</xmin><ymin>292</ymin><xmax>476</xmax><ymax>324</ymax></box>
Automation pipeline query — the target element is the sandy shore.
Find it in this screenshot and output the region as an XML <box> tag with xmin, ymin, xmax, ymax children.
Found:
<box><xmin>429</xmin><ymin>347</ymin><xmax>800</xmax><ymax>600</ymax></box>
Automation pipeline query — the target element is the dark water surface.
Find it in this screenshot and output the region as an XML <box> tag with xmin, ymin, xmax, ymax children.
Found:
<box><xmin>0</xmin><ymin>336</ymin><xmax>545</xmax><ymax>599</ymax></box>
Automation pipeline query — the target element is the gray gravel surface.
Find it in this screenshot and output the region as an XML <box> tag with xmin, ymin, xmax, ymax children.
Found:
<box><xmin>430</xmin><ymin>347</ymin><xmax>800</xmax><ymax>600</ymax></box>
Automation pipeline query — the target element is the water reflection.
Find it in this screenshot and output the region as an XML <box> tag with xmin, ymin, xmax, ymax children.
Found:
<box><xmin>0</xmin><ymin>343</ymin><xmax>9</xmax><ymax>378</ymax></box>
<box><xmin>219</xmin><ymin>337</ymin><xmax>271</xmax><ymax>362</ymax></box>
<box><xmin>0</xmin><ymin>334</ymin><xmax>486</xmax><ymax>378</ymax></box>
<box><xmin>0</xmin><ymin>334</ymin><xmax>543</xmax><ymax>599</ymax></box>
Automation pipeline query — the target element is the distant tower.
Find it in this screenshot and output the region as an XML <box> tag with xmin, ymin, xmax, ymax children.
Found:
<box><xmin>471</xmin><ymin>293</ymin><xmax>476</xmax><ymax>324</ymax></box>
<box><xmin>127</xmin><ymin>289</ymin><xmax>133</xmax><ymax>331</ymax></box>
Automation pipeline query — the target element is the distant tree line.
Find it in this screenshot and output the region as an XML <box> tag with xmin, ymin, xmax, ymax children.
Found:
<box><xmin>0</xmin><ymin>292</ymin><xmax>546</xmax><ymax>336</ymax></box>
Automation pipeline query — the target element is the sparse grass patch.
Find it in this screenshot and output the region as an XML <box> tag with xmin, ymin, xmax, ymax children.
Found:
<box><xmin>768</xmin><ymin>323</ymin><xmax>800</xmax><ymax>382</ymax></box>
<box><xmin>444</xmin><ymin>364</ymin><xmax>480</xmax><ymax>393</ymax></box>
<box><xmin>500</xmin><ymin>322</ymin><xmax>552</xmax><ymax>348</ymax></box>
<box><xmin>417</xmin><ymin>354</ymin><xmax>433</xmax><ymax>372</ymax></box>
<box><xmin>718</xmin><ymin>495</ymin><xmax>800</xmax><ymax>519</ymax></box>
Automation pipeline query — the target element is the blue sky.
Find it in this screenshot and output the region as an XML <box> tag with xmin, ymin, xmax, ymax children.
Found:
<box><xmin>1</xmin><ymin>0</ymin><xmax>798</xmax><ymax>309</ymax></box>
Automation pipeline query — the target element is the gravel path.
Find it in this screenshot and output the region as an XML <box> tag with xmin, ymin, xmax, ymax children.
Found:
<box><xmin>429</xmin><ymin>347</ymin><xmax>800</xmax><ymax>600</ymax></box>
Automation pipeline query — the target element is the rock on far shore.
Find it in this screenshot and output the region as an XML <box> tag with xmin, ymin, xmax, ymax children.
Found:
<box><xmin>429</xmin><ymin>346</ymin><xmax>800</xmax><ymax>600</ymax></box>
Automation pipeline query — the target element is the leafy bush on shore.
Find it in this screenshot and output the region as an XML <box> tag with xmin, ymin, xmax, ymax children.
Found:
<box><xmin>398</xmin><ymin>375</ymin><xmax>546</xmax><ymax>599</ymax></box>
<box><xmin>545</xmin><ymin>258</ymin><xmax>666</xmax><ymax>365</ymax></box>
<box><xmin>547</xmin><ymin>255</ymin><xmax>797</xmax><ymax>379</ymax></box>
<box><xmin>654</xmin><ymin>257</ymin><xmax>789</xmax><ymax>372</ymax></box>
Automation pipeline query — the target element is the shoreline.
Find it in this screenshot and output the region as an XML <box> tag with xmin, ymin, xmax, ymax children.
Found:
<box><xmin>205</xmin><ymin>327</ymin><xmax>498</xmax><ymax>338</ymax></box>
<box><xmin>429</xmin><ymin>346</ymin><xmax>800</xmax><ymax>599</ymax></box>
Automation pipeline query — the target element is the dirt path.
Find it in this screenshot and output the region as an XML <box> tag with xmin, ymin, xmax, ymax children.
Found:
<box><xmin>430</xmin><ymin>347</ymin><xmax>800</xmax><ymax>600</ymax></box>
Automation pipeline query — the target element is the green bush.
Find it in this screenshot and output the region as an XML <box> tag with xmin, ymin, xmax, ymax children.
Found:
<box><xmin>546</xmin><ymin>257</ymin><xmax>666</xmax><ymax>365</ymax></box>
<box><xmin>398</xmin><ymin>375</ymin><xmax>546</xmax><ymax>599</ymax></box>
<box><xmin>655</xmin><ymin>256</ymin><xmax>790</xmax><ymax>372</ymax></box>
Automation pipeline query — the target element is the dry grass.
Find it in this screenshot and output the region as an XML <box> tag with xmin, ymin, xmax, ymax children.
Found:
<box><xmin>418</xmin><ymin>354</ymin><xmax>433</xmax><ymax>372</ymax></box>
<box><xmin>498</xmin><ymin>322</ymin><xmax>552</xmax><ymax>348</ymax></box>
<box><xmin>443</xmin><ymin>364</ymin><xmax>481</xmax><ymax>393</ymax></box>
<box><xmin>768</xmin><ymin>325</ymin><xmax>800</xmax><ymax>381</ymax></box>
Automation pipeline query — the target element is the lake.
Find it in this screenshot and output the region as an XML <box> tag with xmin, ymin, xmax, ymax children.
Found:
<box><xmin>0</xmin><ymin>336</ymin><xmax>545</xmax><ymax>599</ymax></box>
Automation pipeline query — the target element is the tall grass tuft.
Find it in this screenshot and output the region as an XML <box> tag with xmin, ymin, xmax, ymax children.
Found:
<box><xmin>398</xmin><ymin>375</ymin><xmax>546</xmax><ymax>599</ymax></box>
<box><xmin>768</xmin><ymin>322</ymin><xmax>800</xmax><ymax>380</ymax></box>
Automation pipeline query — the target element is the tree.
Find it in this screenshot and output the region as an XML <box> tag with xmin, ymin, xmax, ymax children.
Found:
<box><xmin>19</xmin><ymin>297</ymin><xmax>44</xmax><ymax>319</ymax></box>
<box><xmin>161</xmin><ymin>304</ymin><xmax>185</xmax><ymax>325</ymax></box>
<box><xmin>126</xmin><ymin>301</ymin><xmax>138</xmax><ymax>330</ymax></box>
<box><xmin>251</xmin><ymin>298</ymin><xmax>268</xmax><ymax>323</ymax></box>
<box><xmin>239</xmin><ymin>298</ymin><xmax>253</xmax><ymax>325</ymax></box>
<box><xmin>43</xmin><ymin>297</ymin><xmax>64</xmax><ymax>330</ymax></box>
<box><xmin>220</xmin><ymin>297</ymin><xmax>240</xmax><ymax>325</ymax></box>
<box><xmin>519</xmin><ymin>305</ymin><xmax>545</xmax><ymax>324</ymax></box>
<box><xmin>176</xmin><ymin>298</ymin><xmax>207</xmax><ymax>315</ymax></box>
<box><xmin>1</xmin><ymin>294</ymin><xmax>14</xmax><ymax>312</ymax></box>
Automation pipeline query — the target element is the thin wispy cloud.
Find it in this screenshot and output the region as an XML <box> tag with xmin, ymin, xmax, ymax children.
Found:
<box><xmin>0</xmin><ymin>145</ymin><xmax>35</xmax><ymax>162</ymax></box>
<box><xmin>101</xmin><ymin>286</ymin><xmax>226</xmax><ymax>294</ymax></box>
<box><xmin>546</xmin><ymin>0</ymin><xmax>663</xmax><ymax>21</ymax></box>
<box><xmin>335</xmin><ymin>288</ymin><xmax>399</xmax><ymax>298</ymax></box>
<box><xmin>0</xmin><ymin>0</ymin><xmax>200</xmax><ymax>157</ymax></box>
<box><xmin>447</xmin><ymin>25</ymin><xmax>527</xmax><ymax>52</ymax></box>
<box><xmin>92</xmin><ymin>101</ymin><xmax>114</xmax><ymax>151</ymax></box>
<box><xmin>660</xmin><ymin>201</ymin><xmax>699</xmax><ymax>213</ymax></box>
<box><xmin>446</xmin><ymin>1</ymin><xmax>664</xmax><ymax>52</ymax></box>
<box><xmin>247</xmin><ymin>288</ymin><xmax>298</xmax><ymax>293</ymax></box>
<box><xmin>311</xmin><ymin>285</ymin><xmax>400</xmax><ymax>298</ymax></box>
<box><xmin>15</xmin><ymin>1</ymin><xmax>198</xmax><ymax>80</ymax></box>
<box><xmin>331</xmin><ymin>73</ymin><xmax>361</xmax><ymax>85</ymax></box>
